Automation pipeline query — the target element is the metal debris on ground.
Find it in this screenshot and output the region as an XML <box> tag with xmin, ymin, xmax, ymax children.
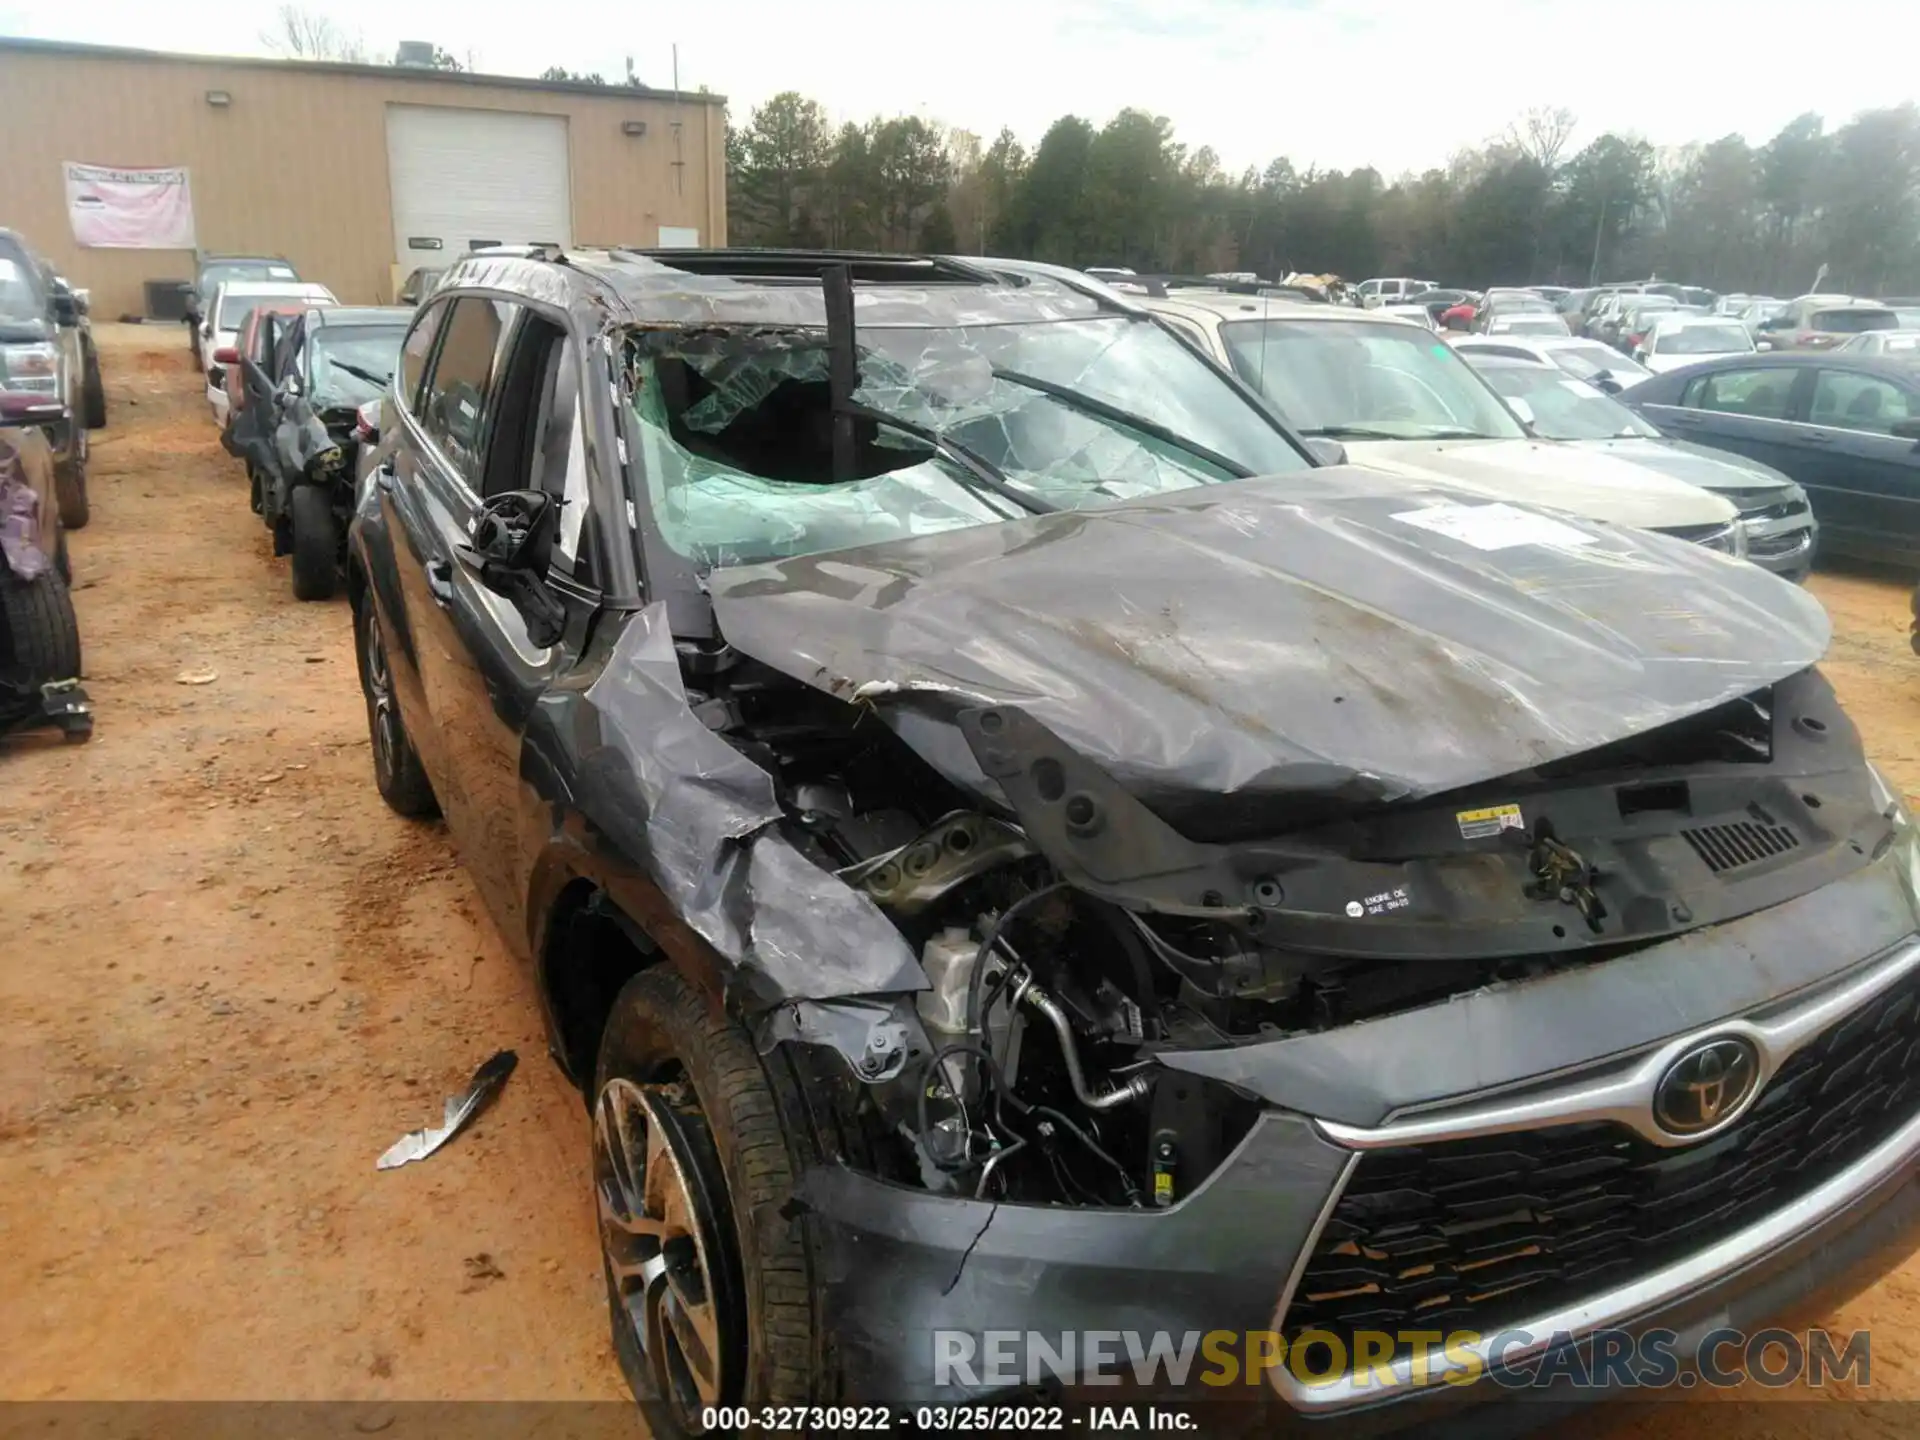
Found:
<box><xmin>376</xmin><ymin>1050</ymin><xmax>518</xmax><ymax>1170</ymax></box>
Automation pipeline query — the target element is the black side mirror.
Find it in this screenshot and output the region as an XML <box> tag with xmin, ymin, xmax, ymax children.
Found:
<box><xmin>1890</xmin><ymin>418</ymin><xmax>1920</xmax><ymax>442</ymax></box>
<box><xmin>459</xmin><ymin>490</ymin><xmax>566</xmax><ymax>647</ymax></box>
<box><xmin>1592</xmin><ymin>372</ymin><xmax>1624</xmax><ymax>395</ymax></box>
<box><xmin>51</xmin><ymin>292</ymin><xmax>79</xmax><ymax>326</ymax></box>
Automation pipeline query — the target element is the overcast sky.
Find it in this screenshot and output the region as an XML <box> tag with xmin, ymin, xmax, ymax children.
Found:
<box><xmin>4</xmin><ymin>0</ymin><xmax>1916</xmax><ymax>175</ymax></box>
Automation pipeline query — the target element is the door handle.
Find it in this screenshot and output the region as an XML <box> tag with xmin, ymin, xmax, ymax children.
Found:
<box><xmin>425</xmin><ymin>558</ymin><xmax>455</xmax><ymax>607</ymax></box>
<box><xmin>1796</xmin><ymin>431</ymin><xmax>1834</xmax><ymax>445</ymax></box>
<box><xmin>375</xmin><ymin>463</ymin><xmax>396</xmax><ymax>492</ymax></box>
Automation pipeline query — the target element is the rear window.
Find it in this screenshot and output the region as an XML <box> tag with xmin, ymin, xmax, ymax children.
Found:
<box><xmin>219</xmin><ymin>290</ymin><xmax>323</xmax><ymax>329</ymax></box>
<box><xmin>1653</xmin><ymin>324</ymin><xmax>1753</xmax><ymax>355</ymax></box>
<box><xmin>1812</xmin><ymin>308</ymin><xmax>1898</xmax><ymax>334</ymax></box>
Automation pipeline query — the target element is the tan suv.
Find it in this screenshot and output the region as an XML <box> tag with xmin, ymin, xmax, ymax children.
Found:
<box><xmin>1758</xmin><ymin>296</ymin><xmax>1898</xmax><ymax>352</ymax></box>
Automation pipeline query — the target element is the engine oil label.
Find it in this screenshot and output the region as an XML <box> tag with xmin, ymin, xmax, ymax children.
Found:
<box><xmin>1457</xmin><ymin>802</ymin><xmax>1524</xmax><ymax>839</ymax></box>
<box><xmin>1345</xmin><ymin>886</ymin><xmax>1411</xmax><ymax>918</ymax></box>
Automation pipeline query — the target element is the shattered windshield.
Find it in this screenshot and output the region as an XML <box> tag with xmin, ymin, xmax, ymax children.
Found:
<box><xmin>626</xmin><ymin>315</ymin><xmax>1309</xmax><ymax>569</ymax></box>
<box><xmin>1220</xmin><ymin>318</ymin><xmax>1527</xmax><ymax>442</ymax></box>
<box><xmin>309</xmin><ymin>327</ymin><xmax>405</xmax><ymax>407</ymax></box>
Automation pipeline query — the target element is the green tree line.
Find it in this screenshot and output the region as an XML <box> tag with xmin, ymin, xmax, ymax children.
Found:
<box><xmin>726</xmin><ymin>95</ymin><xmax>1920</xmax><ymax>295</ymax></box>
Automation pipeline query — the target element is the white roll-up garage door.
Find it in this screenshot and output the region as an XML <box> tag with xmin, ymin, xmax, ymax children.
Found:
<box><xmin>386</xmin><ymin>105</ymin><xmax>572</xmax><ymax>269</ymax></box>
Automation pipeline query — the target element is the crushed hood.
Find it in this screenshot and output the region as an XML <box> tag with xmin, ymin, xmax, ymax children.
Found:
<box><xmin>706</xmin><ymin>468</ymin><xmax>1829</xmax><ymax>817</ymax></box>
<box><xmin>1344</xmin><ymin>437</ymin><xmax>1739</xmax><ymax>530</ymax></box>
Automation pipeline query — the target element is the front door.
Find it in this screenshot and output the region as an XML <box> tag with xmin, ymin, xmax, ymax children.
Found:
<box><xmin>1792</xmin><ymin>368</ymin><xmax>1920</xmax><ymax>562</ymax></box>
<box><xmin>428</xmin><ymin>317</ymin><xmax>596</xmax><ymax>953</ymax></box>
<box><xmin>1638</xmin><ymin>364</ymin><xmax>1812</xmax><ymax>480</ymax></box>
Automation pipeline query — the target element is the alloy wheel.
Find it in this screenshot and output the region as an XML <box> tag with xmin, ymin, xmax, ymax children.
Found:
<box><xmin>361</xmin><ymin>609</ymin><xmax>400</xmax><ymax>787</ymax></box>
<box><xmin>594</xmin><ymin>1076</ymin><xmax>744</xmax><ymax>1432</ymax></box>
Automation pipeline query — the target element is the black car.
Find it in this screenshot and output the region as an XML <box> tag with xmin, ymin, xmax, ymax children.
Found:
<box><xmin>348</xmin><ymin>246</ymin><xmax>1920</xmax><ymax>1434</ymax></box>
<box><xmin>1625</xmin><ymin>352</ymin><xmax>1920</xmax><ymax>564</ymax></box>
<box><xmin>235</xmin><ymin>305</ymin><xmax>407</xmax><ymax>599</ymax></box>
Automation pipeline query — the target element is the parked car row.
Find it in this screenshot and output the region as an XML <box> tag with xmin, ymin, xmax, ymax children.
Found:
<box><xmin>1</xmin><ymin>224</ymin><xmax>98</xmax><ymax>742</ymax></box>
<box><xmin>194</xmin><ymin>278</ymin><xmax>408</xmax><ymax>601</ymax></box>
<box><xmin>338</xmin><ymin>246</ymin><xmax>1920</xmax><ymax>1429</ymax></box>
<box><xmin>1141</xmin><ymin>285</ymin><xmax>1815</xmax><ymax>578</ymax></box>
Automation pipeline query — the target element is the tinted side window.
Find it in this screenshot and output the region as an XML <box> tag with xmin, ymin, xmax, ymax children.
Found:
<box><xmin>1683</xmin><ymin>367</ymin><xmax>1793</xmax><ymax>421</ymax></box>
<box><xmin>419</xmin><ymin>297</ymin><xmax>521</xmax><ymax>487</ymax></box>
<box><xmin>399</xmin><ymin>301</ymin><xmax>447</xmax><ymax>412</ymax></box>
<box><xmin>1810</xmin><ymin>371</ymin><xmax>1913</xmax><ymax>434</ymax></box>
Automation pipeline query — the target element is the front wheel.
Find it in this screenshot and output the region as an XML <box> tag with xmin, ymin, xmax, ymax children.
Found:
<box><xmin>352</xmin><ymin>595</ymin><xmax>438</xmax><ymax>818</ymax></box>
<box><xmin>288</xmin><ymin>485</ymin><xmax>338</xmax><ymax>601</ymax></box>
<box><xmin>594</xmin><ymin>968</ymin><xmax>823</xmax><ymax>1436</ymax></box>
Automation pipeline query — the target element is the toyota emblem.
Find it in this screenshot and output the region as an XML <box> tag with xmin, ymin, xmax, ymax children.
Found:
<box><xmin>1653</xmin><ymin>1036</ymin><xmax>1761</xmax><ymax>1138</ymax></box>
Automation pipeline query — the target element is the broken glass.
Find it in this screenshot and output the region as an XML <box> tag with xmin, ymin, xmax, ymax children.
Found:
<box><xmin>624</xmin><ymin>314</ymin><xmax>1308</xmax><ymax>570</ymax></box>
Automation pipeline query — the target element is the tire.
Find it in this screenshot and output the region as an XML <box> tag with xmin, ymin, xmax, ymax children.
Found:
<box><xmin>81</xmin><ymin>347</ymin><xmax>106</xmax><ymax>430</ymax></box>
<box><xmin>593</xmin><ymin>967</ymin><xmax>823</xmax><ymax>1436</ymax></box>
<box><xmin>288</xmin><ymin>485</ymin><xmax>338</xmax><ymax>601</ymax></box>
<box><xmin>54</xmin><ymin>454</ymin><xmax>90</xmax><ymax>530</ymax></box>
<box><xmin>352</xmin><ymin>594</ymin><xmax>438</xmax><ymax>818</ymax></box>
<box><xmin>1</xmin><ymin>568</ymin><xmax>83</xmax><ymax>687</ymax></box>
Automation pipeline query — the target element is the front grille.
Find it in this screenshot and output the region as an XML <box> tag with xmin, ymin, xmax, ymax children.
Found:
<box><xmin>1284</xmin><ymin>965</ymin><xmax>1920</xmax><ymax>1355</ymax></box>
<box><xmin>1660</xmin><ymin>521</ymin><xmax>1739</xmax><ymax>553</ymax></box>
<box><xmin>1682</xmin><ymin>817</ymin><xmax>1799</xmax><ymax>872</ymax></box>
<box><xmin>1738</xmin><ymin>496</ymin><xmax>1809</xmax><ymax>524</ymax></box>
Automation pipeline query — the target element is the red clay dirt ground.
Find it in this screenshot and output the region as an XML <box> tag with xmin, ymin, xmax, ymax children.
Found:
<box><xmin>3</xmin><ymin>325</ymin><xmax>1919</xmax><ymax>1434</ymax></box>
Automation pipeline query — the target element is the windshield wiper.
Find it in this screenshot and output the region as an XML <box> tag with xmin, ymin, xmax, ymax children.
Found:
<box><xmin>839</xmin><ymin>400</ymin><xmax>1053</xmax><ymax>516</ymax></box>
<box><xmin>1300</xmin><ymin>423</ymin><xmax>1416</xmax><ymax>441</ymax></box>
<box><xmin>331</xmin><ymin>360</ymin><xmax>390</xmax><ymax>389</ymax></box>
<box><xmin>989</xmin><ymin>367</ymin><xmax>1256</xmax><ymax>479</ymax></box>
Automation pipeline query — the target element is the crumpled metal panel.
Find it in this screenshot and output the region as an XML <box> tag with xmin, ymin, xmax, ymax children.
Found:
<box><xmin>708</xmin><ymin>468</ymin><xmax>1832</xmax><ymax>816</ymax></box>
<box><xmin>0</xmin><ymin>429</ymin><xmax>50</xmax><ymax>581</ymax></box>
<box><xmin>579</xmin><ymin>603</ymin><xmax>925</xmax><ymax>1007</ymax></box>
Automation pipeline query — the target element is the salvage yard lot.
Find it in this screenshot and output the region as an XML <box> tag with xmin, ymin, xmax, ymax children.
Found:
<box><xmin>3</xmin><ymin>324</ymin><xmax>1919</xmax><ymax>1428</ymax></box>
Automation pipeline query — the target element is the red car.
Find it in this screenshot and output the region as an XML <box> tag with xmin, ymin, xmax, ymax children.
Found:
<box><xmin>216</xmin><ymin>302</ymin><xmax>308</xmax><ymax>449</ymax></box>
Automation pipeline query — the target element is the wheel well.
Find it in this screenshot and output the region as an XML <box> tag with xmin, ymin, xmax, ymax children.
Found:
<box><xmin>541</xmin><ymin>881</ymin><xmax>663</xmax><ymax>1093</ymax></box>
<box><xmin>345</xmin><ymin>554</ymin><xmax>367</xmax><ymax>616</ymax></box>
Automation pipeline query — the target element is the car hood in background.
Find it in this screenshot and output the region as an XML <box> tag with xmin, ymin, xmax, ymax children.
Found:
<box><xmin>1339</xmin><ymin>438</ymin><xmax>1738</xmax><ymax>529</ymax></box>
<box><xmin>1570</xmin><ymin>437</ymin><xmax>1798</xmax><ymax>498</ymax></box>
<box><xmin>707</xmin><ymin>467</ymin><xmax>1827</xmax><ymax>824</ymax></box>
<box><xmin>1644</xmin><ymin>349</ymin><xmax>1752</xmax><ymax>374</ymax></box>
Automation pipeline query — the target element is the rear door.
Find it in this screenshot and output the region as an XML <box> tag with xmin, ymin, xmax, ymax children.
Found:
<box><xmin>1637</xmin><ymin>363</ymin><xmax>1812</xmax><ymax>477</ymax></box>
<box><xmin>1791</xmin><ymin>368</ymin><xmax>1920</xmax><ymax>560</ymax></box>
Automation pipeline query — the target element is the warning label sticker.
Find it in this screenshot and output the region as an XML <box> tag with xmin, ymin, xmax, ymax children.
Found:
<box><xmin>1457</xmin><ymin>802</ymin><xmax>1524</xmax><ymax>840</ymax></box>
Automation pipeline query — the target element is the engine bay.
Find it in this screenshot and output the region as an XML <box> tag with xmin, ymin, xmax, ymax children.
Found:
<box><xmin>685</xmin><ymin>642</ymin><xmax>1896</xmax><ymax>1212</ymax></box>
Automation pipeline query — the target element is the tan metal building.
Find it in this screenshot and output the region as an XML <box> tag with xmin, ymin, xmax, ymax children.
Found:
<box><xmin>0</xmin><ymin>38</ymin><xmax>728</xmax><ymax>318</ymax></box>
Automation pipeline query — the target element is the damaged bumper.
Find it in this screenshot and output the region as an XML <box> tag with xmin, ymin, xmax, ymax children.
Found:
<box><xmin>792</xmin><ymin>835</ymin><xmax>1920</xmax><ymax>1418</ymax></box>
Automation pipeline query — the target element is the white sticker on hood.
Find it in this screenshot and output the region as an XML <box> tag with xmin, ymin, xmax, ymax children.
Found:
<box><xmin>1391</xmin><ymin>501</ymin><xmax>1598</xmax><ymax>552</ymax></box>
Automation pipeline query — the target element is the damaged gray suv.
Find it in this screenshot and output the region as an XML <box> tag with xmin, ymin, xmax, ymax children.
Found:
<box><xmin>347</xmin><ymin>246</ymin><xmax>1920</xmax><ymax>1433</ymax></box>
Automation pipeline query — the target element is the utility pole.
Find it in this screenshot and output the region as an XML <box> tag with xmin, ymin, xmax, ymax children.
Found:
<box><xmin>1588</xmin><ymin>198</ymin><xmax>1610</xmax><ymax>287</ymax></box>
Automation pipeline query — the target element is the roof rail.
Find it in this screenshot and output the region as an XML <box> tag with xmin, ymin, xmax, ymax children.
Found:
<box><xmin>609</xmin><ymin>247</ymin><xmax>996</xmax><ymax>285</ymax></box>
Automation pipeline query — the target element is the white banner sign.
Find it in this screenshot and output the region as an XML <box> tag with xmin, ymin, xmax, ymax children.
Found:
<box><xmin>63</xmin><ymin>162</ymin><xmax>197</xmax><ymax>250</ymax></box>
